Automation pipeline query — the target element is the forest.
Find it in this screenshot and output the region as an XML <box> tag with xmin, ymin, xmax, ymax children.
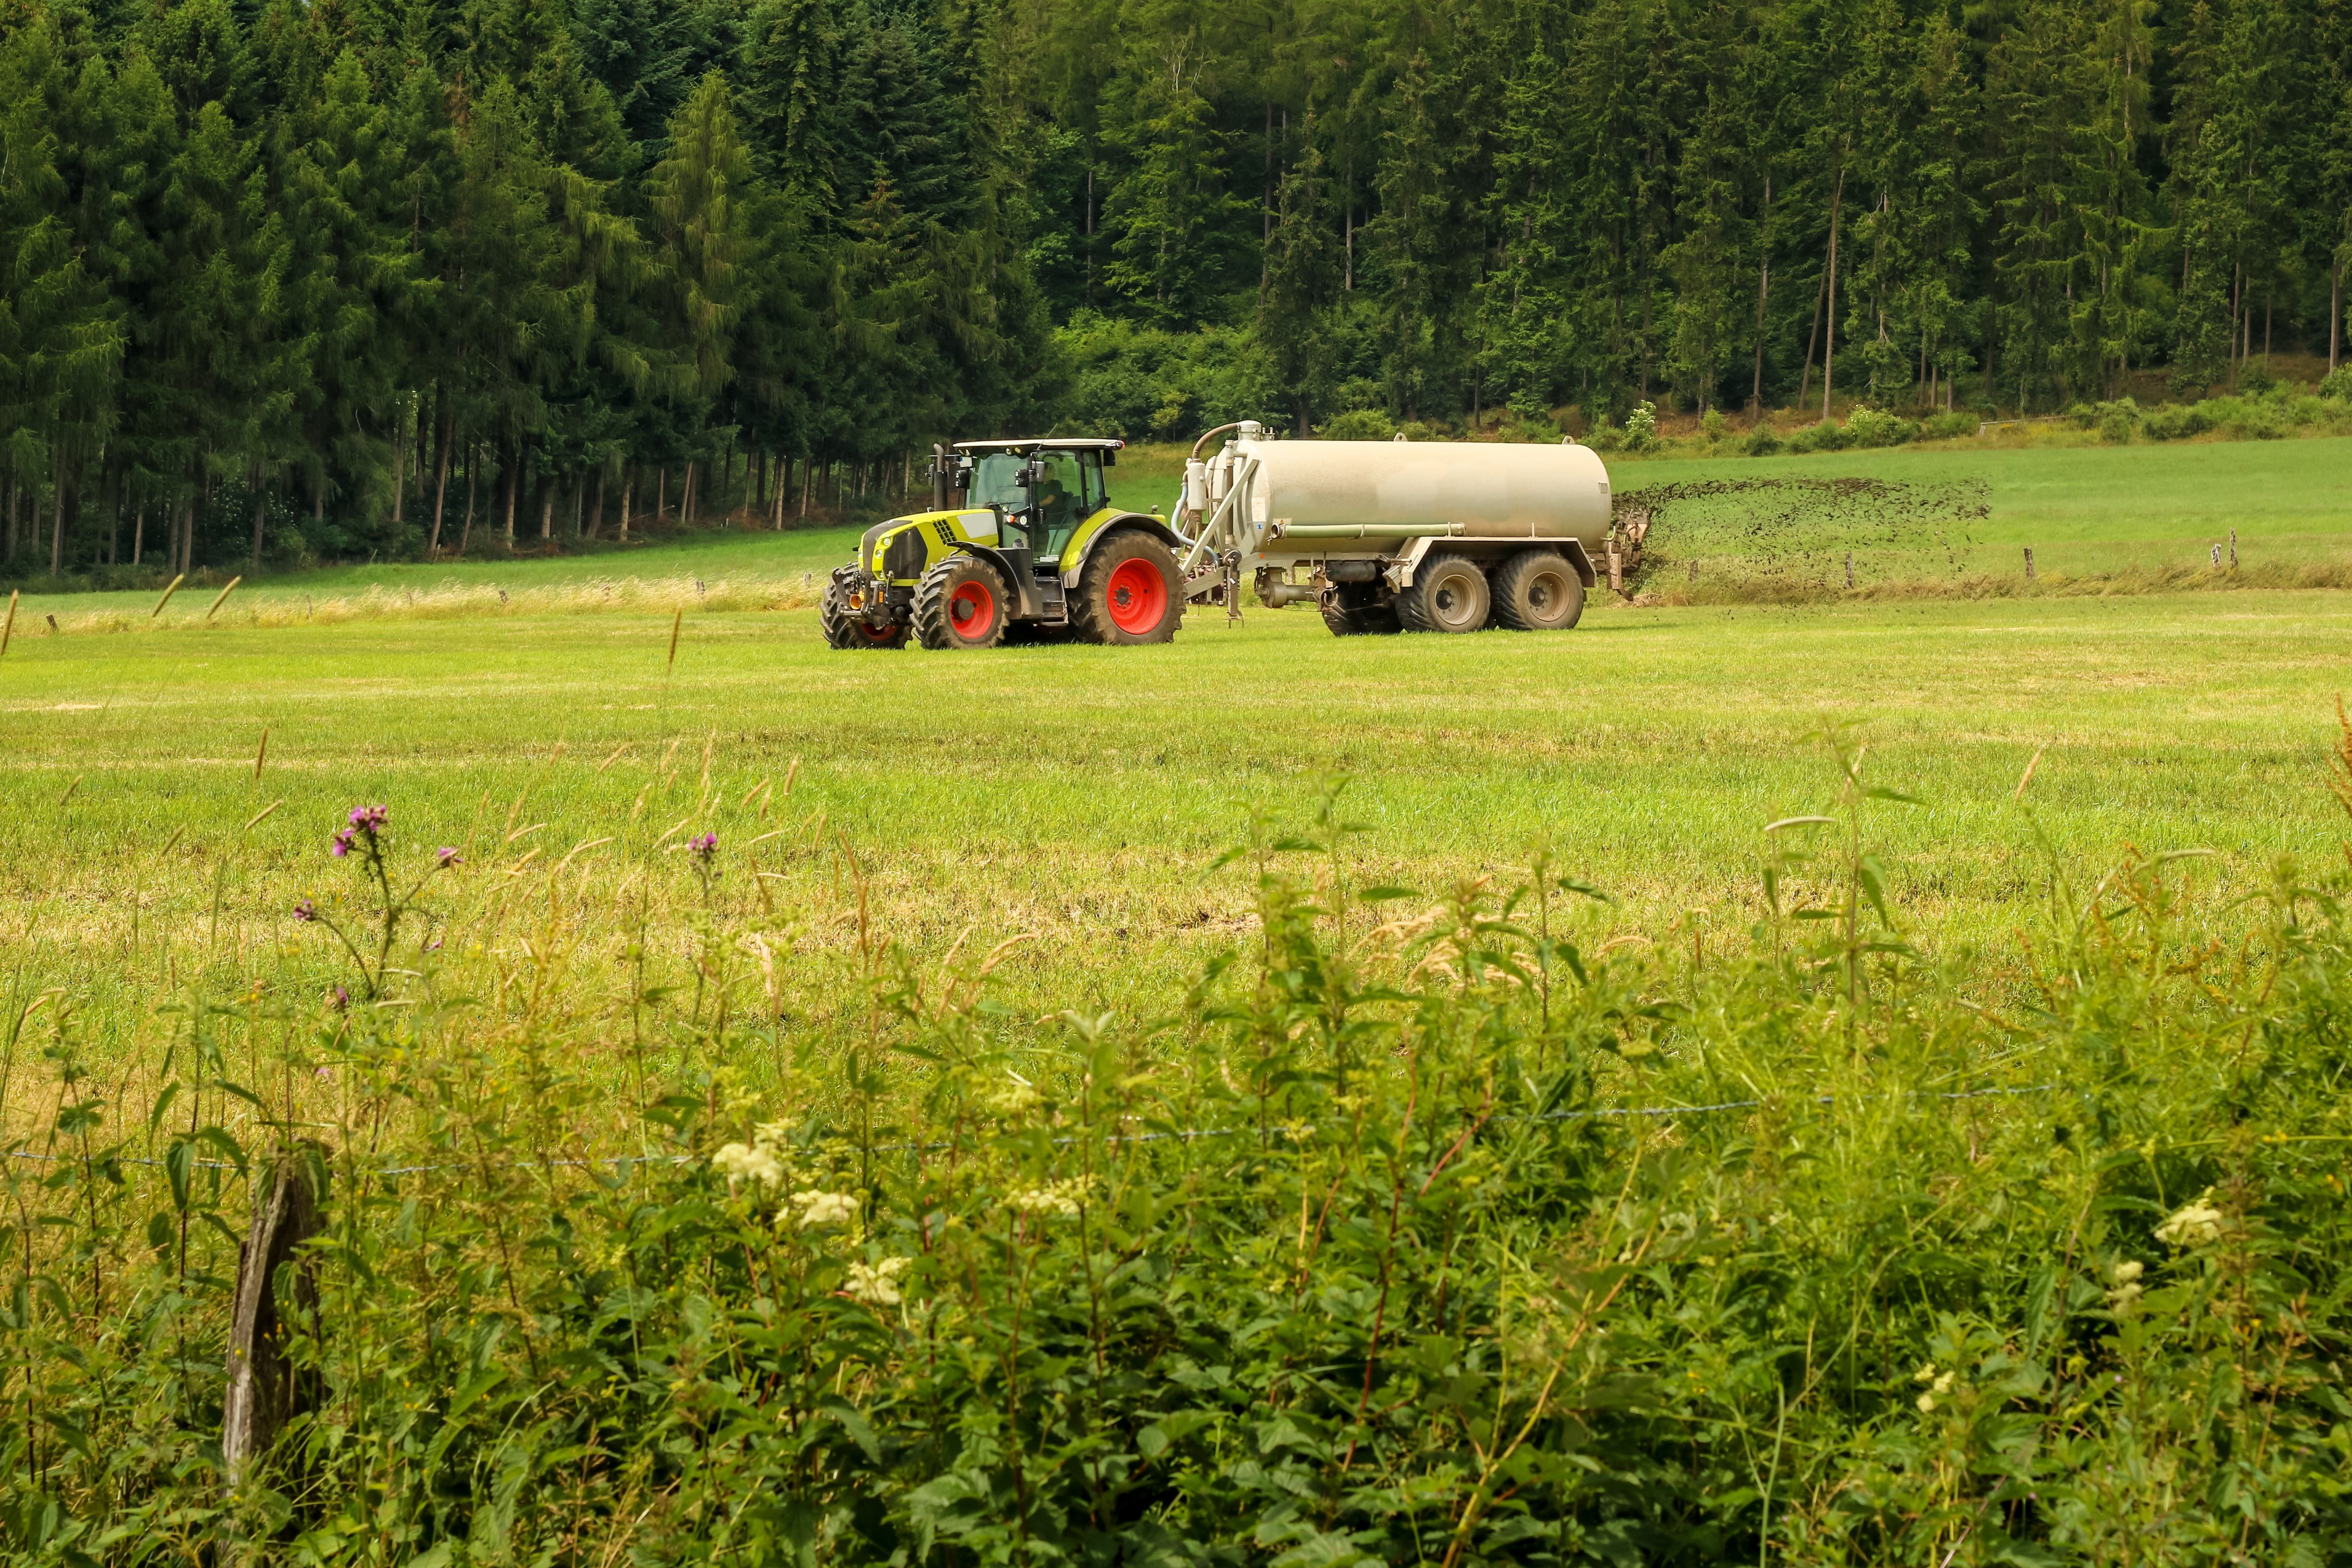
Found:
<box><xmin>0</xmin><ymin>0</ymin><xmax>2348</xmax><ymax>578</ymax></box>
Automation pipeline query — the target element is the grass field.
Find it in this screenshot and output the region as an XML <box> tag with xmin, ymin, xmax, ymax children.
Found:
<box><xmin>8</xmin><ymin>582</ymin><xmax>2349</xmax><ymax>1068</ymax></box>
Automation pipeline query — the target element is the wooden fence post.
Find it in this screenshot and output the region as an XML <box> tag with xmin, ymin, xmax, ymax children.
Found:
<box><xmin>1844</xmin><ymin>552</ymin><xmax>1855</xmax><ymax>590</ymax></box>
<box><xmin>2024</xmin><ymin>547</ymin><xmax>2035</xmax><ymax>582</ymax></box>
<box><xmin>2228</xmin><ymin>529</ymin><xmax>2237</xmax><ymax>570</ymax></box>
<box><xmin>223</xmin><ymin>1145</ymin><xmax>327</xmax><ymax>1486</ymax></box>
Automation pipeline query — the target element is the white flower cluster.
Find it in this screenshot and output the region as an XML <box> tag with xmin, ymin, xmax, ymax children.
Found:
<box><xmin>1007</xmin><ymin>1177</ymin><xmax>1090</xmax><ymax>1218</ymax></box>
<box><xmin>977</xmin><ymin>1073</ymin><xmax>1041</xmax><ymax>1117</ymax></box>
<box><xmin>1914</xmin><ymin>1362</ymin><xmax>1957</xmax><ymax>1413</ymax></box>
<box><xmin>844</xmin><ymin>1256</ymin><xmax>910</xmax><ymax>1307</ymax></box>
<box><xmin>710</xmin><ymin>1120</ymin><xmax>800</xmax><ymax>1191</ymax></box>
<box><xmin>788</xmin><ymin>1189</ymin><xmax>861</xmax><ymax>1229</ymax></box>
<box><xmin>2106</xmin><ymin>1258</ymin><xmax>2145</xmax><ymax>1314</ymax></box>
<box><xmin>2155</xmin><ymin>1196</ymin><xmax>2226</xmax><ymax>1249</ymax></box>
<box><xmin>711</xmin><ymin>1142</ymin><xmax>784</xmax><ymax>1189</ymax></box>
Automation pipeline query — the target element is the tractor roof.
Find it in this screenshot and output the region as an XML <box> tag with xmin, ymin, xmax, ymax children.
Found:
<box><xmin>951</xmin><ymin>438</ymin><xmax>1127</xmax><ymax>454</ymax></box>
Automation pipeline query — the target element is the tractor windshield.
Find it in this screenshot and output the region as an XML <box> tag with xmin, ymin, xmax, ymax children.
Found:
<box><xmin>967</xmin><ymin>449</ymin><xmax>1103</xmax><ymax>563</ymax></box>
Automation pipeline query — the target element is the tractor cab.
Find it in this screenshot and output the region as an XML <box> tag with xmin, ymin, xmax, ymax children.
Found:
<box><xmin>942</xmin><ymin>439</ymin><xmax>1120</xmax><ymax>569</ymax></box>
<box><xmin>821</xmin><ymin>435</ymin><xmax>1191</xmax><ymax>652</ymax></box>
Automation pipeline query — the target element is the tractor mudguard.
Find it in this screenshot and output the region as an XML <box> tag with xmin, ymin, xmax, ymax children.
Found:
<box><xmin>948</xmin><ymin>542</ymin><xmax>1046</xmax><ymax>619</ymax></box>
<box><xmin>1059</xmin><ymin>510</ymin><xmax>1186</xmax><ymax>588</ymax></box>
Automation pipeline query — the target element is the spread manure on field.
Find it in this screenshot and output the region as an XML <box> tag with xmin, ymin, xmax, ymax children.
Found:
<box><xmin>1628</xmin><ymin>475</ymin><xmax>1992</xmax><ymax>596</ymax></box>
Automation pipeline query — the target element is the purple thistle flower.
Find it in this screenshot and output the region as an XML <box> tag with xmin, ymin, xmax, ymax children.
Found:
<box><xmin>330</xmin><ymin>827</ymin><xmax>355</xmax><ymax>858</ymax></box>
<box><xmin>293</xmin><ymin>898</ymin><xmax>318</xmax><ymax>923</ymax></box>
<box><xmin>328</xmin><ymin>985</ymin><xmax>350</xmax><ymax>1011</ymax></box>
<box><xmin>350</xmin><ymin>804</ymin><xmax>389</xmax><ymax>833</ymax></box>
<box><xmin>690</xmin><ymin>832</ymin><xmax>718</xmax><ymax>861</ymax></box>
<box><xmin>437</xmin><ymin>846</ymin><xmax>462</xmax><ymax>868</ymax></box>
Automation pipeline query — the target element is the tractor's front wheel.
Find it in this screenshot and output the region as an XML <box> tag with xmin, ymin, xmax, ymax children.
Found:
<box><xmin>821</xmin><ymin>595</ymin><xmax>908</xmax><ymax>650</ymax></box>
<box><xmin>912</xmin><ymin>554</ymin><xmax>1010</xmax><ymax>650</ymax></box>
<box><xmin>1071</xmin><ymin>531</ymin><xmax>1183</xmax><ymax>645</ymax></box>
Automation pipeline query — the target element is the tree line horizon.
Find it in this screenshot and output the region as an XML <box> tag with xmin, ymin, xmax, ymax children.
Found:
<box><xmin>1</xmin><ymin>0</ymin><xmax>2347</xmax><ymax>579</ymax></box>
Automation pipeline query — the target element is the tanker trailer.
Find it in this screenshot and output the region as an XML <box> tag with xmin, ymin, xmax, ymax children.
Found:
<box><xmin>1173</xmin><ymin>422</ymin><xmax>1613</xmax><ymax>636</ymax></box>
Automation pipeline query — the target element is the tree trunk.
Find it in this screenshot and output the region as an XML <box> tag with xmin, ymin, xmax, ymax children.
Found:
<box><xmin>683</xmin><ymin>461</ymin><xmax>697</xmax><ymax>525</ymax></box>
<box><xmin>1820</xmin><ymin>167</ymin><xmax>1844</xmax><ymax>422</ymax></box>
<box><xmin>539</xmin><ymin>480</ymin><xmax>554</xmax><ymax>540</ymax></box>
<box><xmin>391</xmin><ymin>411</ymin><xmax>405</xmax><ymax>525</ymax></box>
<box><xmin>2332</xmin><ymin>261</ymin><xmax>2342</xmax><ymax>372</ymax></box>
<box><xmin>132</xmin><ymin>504</ymin><xmax>143</xmax><ymax>567</ymax></box>
<box><xmin>427</xmin><ymin>397</ymin><xmax>453</xmax><ymax>555</ymax></box>
<box><xmin>250</xmin><ymin>465</ymin><xmax>267</xmax><ymax>571</ymax></box>
<box><xmin>458</xmin><ymin>442</ymin><xmax>477</xmax><ymax>556</ymax></box>
<box><xmin>51</xmin><ymin>453</ymin><xmax>68</xmax><ymax>577</ymax></box>
<box><xmin>502</xmin><ymin>440</ymin><xmax>518</xmax><ymax>542</ymax></box>
<box><xmin>593</xmin><ymin>466</ymin><xmax>607</xmax><ymax>537</ymax></box>
<box><xmin>620</xmin><ymin>470</ymin><xmax>633</xmax><ymax>542</ymax></box>
<box><xmin>656</xmin><ymin>467</ymin><xmax>667</xmax><ymax>526</ymax></box>
<box><xmin>1751</xmin><ymin>174</ymin><xmax>1772</xmax><ymax>412</ymax></box>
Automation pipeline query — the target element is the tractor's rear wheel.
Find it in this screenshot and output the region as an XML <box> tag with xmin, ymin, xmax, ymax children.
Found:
<box><xmin>1320</xmin><ymin>582</ymin><xmax>1403</xmax><ymax>637</ymax></box>
<box><xmin>1071</xmin><ymin>530</ymin><xmax>1183</xmax><ymax>645</ymax></box>
<box><xmin>1396</xmin><ymin>552</ymin><xmax>1490</xmax><ymax>634</ymax></box>
<box><xmin>913</xmin><ymin>555</ymin><xmax>1010</xmax><ymax>650</ymax></box>
<box><xmin>822</xmin><ymin>595</ymin><xmax>908</xmax><ymax>649</ymax></box>
<box><xmin>1490</xmin><ymin>549</ymin><xmax>1586</xmax><ymax>630</ymax></box>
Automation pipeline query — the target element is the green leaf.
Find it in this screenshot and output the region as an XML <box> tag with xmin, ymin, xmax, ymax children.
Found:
<box><xmin>1863</xmin><ymin>786</ymin><xmax>1923</xmax><ymax>804</ymax></box>
<box><xmin>1857</xmin><ymin>854</ymin><xmax>1895</xmax><ymax>928</ymax></box>
<box><xmin>1358</xmin><ymin>885</ymin><xmax>1417</xmax><ymax>902</ymax></box>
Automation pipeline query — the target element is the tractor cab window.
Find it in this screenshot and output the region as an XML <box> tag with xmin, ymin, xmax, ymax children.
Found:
<box><xmin>967</xmin><ymin>448</ymin><xmax>1103</xmax><ymax>563</ymax></box>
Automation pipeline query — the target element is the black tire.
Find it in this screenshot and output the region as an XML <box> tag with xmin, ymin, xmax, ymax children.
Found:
<box><xmin>912</xmin><ymin>554</ymin><xmax>1010</xmax><ymax>650</ymax></box>
<box><xmin>1489</xmin><ymin>549</ymin><xmax>1586</xmax><ymax>631</ymax></box>
<box><xmin>821</xmin><ymin>595</ymin><xmax>908</xmax><ymax>650</ymax></box>
<box><xmin>1395</xmin><ymin>551</ymin><xmax>1490</xmax><ymax>634</ymax></box>
<box><xmin>1070</xmin><ymin>530</ymin><xmax>1183</xmax><ymax>646</ymax></box>
<box><xmin>1319</xmin><ymin>582</ymin><xmax>1403</xmax><ymax>637</ymax></box>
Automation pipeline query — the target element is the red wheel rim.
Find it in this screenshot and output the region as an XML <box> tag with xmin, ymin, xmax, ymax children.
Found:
<box><xmin>947</xmin><ymin>579</ymin><xmax>995</xmax><ymax>639</ymax></box>
<box><xmin>1104</xmin><ymin>558</ymin><xmax>1168</xmax><ymax>634</ymax></box>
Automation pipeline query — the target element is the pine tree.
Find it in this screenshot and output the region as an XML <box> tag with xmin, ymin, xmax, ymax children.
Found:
<box><xmin>1103</xmin><ymin>33</ymin><xmax>1244</xmax><ymax>327</ymax></box>
<box><xmin>1662</xmin><ymin>0</ymin><xmax>1752</xmax><ymax>414</ymax></box>
<box><xmin>1260</xmin><ymin>113</ymin><xmax>1340</xmax><ymax>434</ymax></box>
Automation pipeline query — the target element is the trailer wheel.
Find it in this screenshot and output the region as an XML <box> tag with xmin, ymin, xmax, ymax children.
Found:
<box><xmin>912</xmin><ymin>555</ymin><xmax>1009</xmax><ymax>650</ymax></box>
<box><xmin>1319</xmin><ymin>583</ymin><xmax>1402</xmax><ymax>637</ymax></box>
<box><xmin>1071</xmin><ymin>530</ymin><xmax>1183</xmax><ymax>645</ymax></box>
<box><xmin>1490</xmin><ymin>550</ymin><xmax>1586</xmax><ymax>631</ymax></box>
<box><xmin>1396</xmin><ymin>552</ymin><xmax>1490</xmax><ymax>634</ymax></box>
<box><xmin>821</xmin><ymin>596</ymin><xmax>908</xmax><ymax>650</ymax></box>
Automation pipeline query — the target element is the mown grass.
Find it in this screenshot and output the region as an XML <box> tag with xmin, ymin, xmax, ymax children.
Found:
<box><xmin>6</xmin><ymin>588</ymin><xmax>2349</xmax><ymax>1083</ymax></box>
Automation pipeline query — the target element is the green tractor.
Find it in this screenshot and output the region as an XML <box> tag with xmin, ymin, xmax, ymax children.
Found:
<box><xmin>820</xmin><ymin>438</ymin><xmax>1192</xmax><ymax>650</ymax></box>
